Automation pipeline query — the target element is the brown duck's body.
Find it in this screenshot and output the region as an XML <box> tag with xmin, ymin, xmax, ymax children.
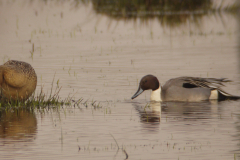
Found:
<box><xmin>0</xmin><ymin>60</ymin><xmax>37</xmax><ymax>101</ymax></box>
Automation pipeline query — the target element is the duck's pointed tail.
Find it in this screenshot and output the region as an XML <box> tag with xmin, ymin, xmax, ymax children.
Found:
<box><xmin>218</xmin><ymin>89</ymin><xmax>240</xmax><ymax>101</ymax></box>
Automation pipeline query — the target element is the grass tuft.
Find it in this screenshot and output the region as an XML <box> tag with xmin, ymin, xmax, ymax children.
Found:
<box><xmin>0</xmin><ymin>76</ymin><xmax>102</xmax><ymax>111</ymax></box>
<box><xmin>0</xmin><ymin>85</ymin><xmax>73</xmax><ymax>109</ymax></box>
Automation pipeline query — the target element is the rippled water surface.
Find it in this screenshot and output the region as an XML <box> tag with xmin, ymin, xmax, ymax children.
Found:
<box><xmin>0</xmin><ymin>0</ymin><xmax>240</xmax><ymax>159</ymax></box>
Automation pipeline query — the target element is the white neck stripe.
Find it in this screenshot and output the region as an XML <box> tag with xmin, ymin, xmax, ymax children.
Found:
<box><xmin>150</xmin><ymin>86</ymin><xmax>162</xmax><ymax>102</ymax></box>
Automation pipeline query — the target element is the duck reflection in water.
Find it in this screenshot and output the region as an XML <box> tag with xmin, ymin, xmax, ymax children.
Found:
<box><xmin>134</xmin><ymin>100</ymin><xmax>222</xmax><ymax>130</ymax></box>
<box><xmin>161</xmin><ymin>101</ymin><xmax>220</xmax><ymax>120</ymax></box>
<box><xmin>133</xmin><ymin>101</ymin><xmax>161</xmax><ymax>132</ymax></box>
<box><xmin>0</xmin><ymin>108</ymin><xmax>37</xmax><ymax>142</ymax></box>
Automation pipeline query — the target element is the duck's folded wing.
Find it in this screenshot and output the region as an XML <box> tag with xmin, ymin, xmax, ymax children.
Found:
<box><xmin>2</xmin><ymin>65</ymin><xmax>27</xmax><ymax>88</ymax></box>
<box><xmin>183</xmin><ymin>77</ymin><xmax>233</xmax><ymax>96</ymax></box>
<box><xmin>183</xmin><ymin>77</ymin><xmax>231</xmax><ymax>88</ymax></box>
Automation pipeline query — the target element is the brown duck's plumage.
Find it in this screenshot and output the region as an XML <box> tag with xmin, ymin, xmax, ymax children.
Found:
<box><xmin>0</xmin><ymin>60</ymin><xmax>37</xmax><ymax>101</ymax></box>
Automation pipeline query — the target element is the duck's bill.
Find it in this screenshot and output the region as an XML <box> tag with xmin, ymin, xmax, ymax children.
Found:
<box><xmin>131</xmin><ymin>87</ymin><xmax>144</xmax><ymax>99</ymax></box>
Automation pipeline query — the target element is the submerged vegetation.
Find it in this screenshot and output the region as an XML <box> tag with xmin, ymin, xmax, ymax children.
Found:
<box><xmin>92</xmin><ymin>0</ymin><xmax>213</xmax><ymax>14</ymax></box>
<box><xmin>4</xmin><ymin>0</ymin><xmax>239</xmax><ymax>28</ymax></box>
<box><xmin>90</xmin><ymin>0</ymin><xmax>239</xmax><ymax>27</ymax></box>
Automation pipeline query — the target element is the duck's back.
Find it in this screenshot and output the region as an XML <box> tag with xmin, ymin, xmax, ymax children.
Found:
<box><xmin>161</xmin><ymin>77</ymin><xmax>211</xmax><ymax>101</ymax></box>
<box><xmin>0</xmin><ymin>60</ymin><xmax>37</xmax><ymax>101</ymax></box>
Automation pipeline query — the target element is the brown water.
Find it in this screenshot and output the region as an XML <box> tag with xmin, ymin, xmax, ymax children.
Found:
<box><xmin>0</xmin><ymin>0</ymin><xmax>240</xmax><ymax>159</ymax></box>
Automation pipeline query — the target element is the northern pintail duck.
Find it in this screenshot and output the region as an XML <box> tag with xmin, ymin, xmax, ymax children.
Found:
<box><xmin>131</xmin><ymin>75</ymin><xmax>240</xmax><ymax>102</ymax></box>
<box><xmin>0</xmin><ymin>60</ymin><xmax>37</xmax><ymax>101</ymax></box>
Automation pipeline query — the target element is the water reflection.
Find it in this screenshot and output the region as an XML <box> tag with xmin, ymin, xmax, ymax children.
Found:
<box><xmin>133</xmin><ymin>101</ymin><xmax>221</xmax><ymax>133</ymax></box>
<box><xmin>134</xmin><ymin>101</ymin><xmax>221</xmax><ymax>123</ymax></box>
<box><xmin>133</xmin><ymin>102</ymin><xmax>161</xmax><ymax>132</ymax></box>
<box><xmin>161</xmin><ymin>101</ymin><xmax>219</xmax><ymax>120</ymax></box>
<box><xmin>234</xmin><ymin>109</ymin><xmax>240</xmax><ymax>158</ymax></box>
<box><xmin>235</xmin><ymin>5</ymin><xmax>240</xmax><ymax>153</ymax></box>
<box><xmin>0</xmin><ymin>108</ymin><xmax>37</xmax><ymax>141</ymax></box>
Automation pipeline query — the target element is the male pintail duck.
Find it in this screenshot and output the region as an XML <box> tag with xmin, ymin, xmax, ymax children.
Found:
<box><xmin>131</xmin><ymin>75</ymin><xmax>240</xmax><ymax>102</ymax></box>
<box><xmin>0</xmin><ymin>60</ymin><xmax>37</xmax><ymax>101</ymax></box>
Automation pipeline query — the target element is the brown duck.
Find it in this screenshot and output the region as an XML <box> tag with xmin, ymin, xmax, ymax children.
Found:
<box><xmin>0</xmin><ymin>60</ymin><xmax>37</xmax><ymax>101</ymax></box>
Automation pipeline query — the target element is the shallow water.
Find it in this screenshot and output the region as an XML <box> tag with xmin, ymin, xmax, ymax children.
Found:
<box><xmin>0</xmin><ymin>0</ymin><xmax>240</xmax><ymax>159</ymax></box>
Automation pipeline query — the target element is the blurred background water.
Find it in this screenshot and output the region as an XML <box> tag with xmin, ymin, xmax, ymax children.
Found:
<box><xmin>0</xmin><ymin>0</ymin><xmax>240</xmax><ymax>159</ymax></box>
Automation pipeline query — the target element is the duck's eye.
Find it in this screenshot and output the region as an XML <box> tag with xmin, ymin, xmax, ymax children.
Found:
<box><xmin>144</xmin><ymin>80</ymin><xmax>147</xmax><ymax>83</ymax></box>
